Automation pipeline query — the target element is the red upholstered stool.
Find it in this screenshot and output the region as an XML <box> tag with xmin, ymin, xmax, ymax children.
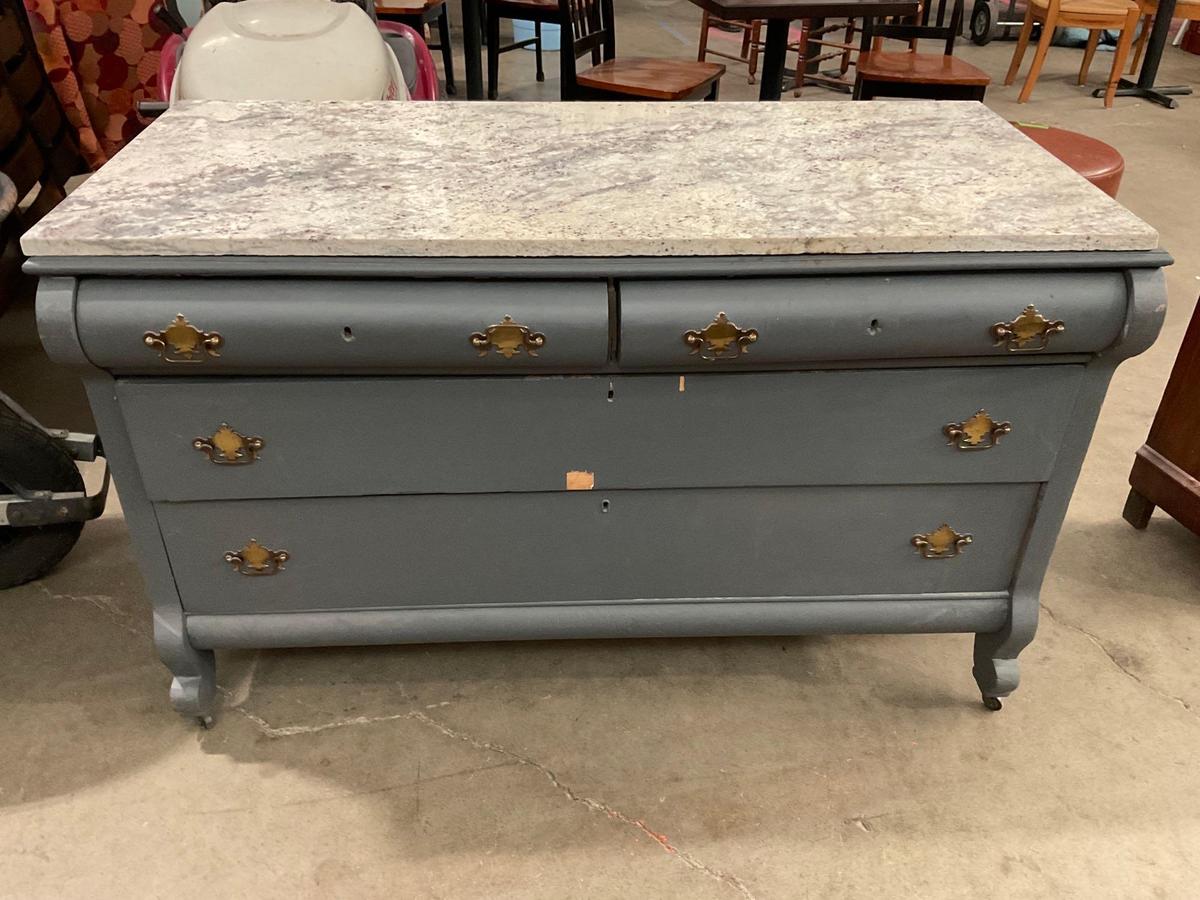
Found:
<box><xmin>1011</xmin><ymin>122</ymin><xmax>1125</xmax><ymax>199</ymax></box>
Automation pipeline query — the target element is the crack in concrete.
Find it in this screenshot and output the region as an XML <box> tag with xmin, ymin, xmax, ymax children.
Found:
<box><xmin>230</xmin><ymin>706</ymin><xmax>413</xmax><ymax>737</ymax></box>
<box><xmin>40</xmin><ymin>581</ymin><xmax>750</xmax><ymax>895</ymax></box>
<box><xmin>221</xmin><ymin>652</ymin><xmax>260</xmax><ymax>709</ymax></box>
<box><xmin>35</xmin><ymin>583</ymin><xmax>147</xmax><ymax>640</ymax></box>
<box><xmin>1041</xmin><ymin>603</ymin><xmax>1197</xmax><ymax>719</ymax></box>
<box><xmin>225</xmin><ymin>702</ymin><xmax>756</xmax><ymax>898</ymax></box>
<box><xmin>407</xmin><ymin>710</ymin><xmax>758</xmax><ymax>900</ymax></box>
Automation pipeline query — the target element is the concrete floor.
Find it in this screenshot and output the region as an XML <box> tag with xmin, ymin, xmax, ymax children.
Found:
<box><xmin>2</xmin><ymin>4</ymin><xmax>1200</xmax><ymax>897</ymax></box>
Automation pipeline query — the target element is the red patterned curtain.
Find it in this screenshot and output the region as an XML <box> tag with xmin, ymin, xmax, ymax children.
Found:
<box><xmin>22</xmin><ymin>0</ymin><xmax>172</xmax><ymax>169</ymax></box>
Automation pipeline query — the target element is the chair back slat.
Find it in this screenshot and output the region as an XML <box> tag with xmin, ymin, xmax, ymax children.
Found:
<box><xmin>558</xmin><ymin>0</ymin><xmax>616</xmax><ymax>97</ymax></box>
<box><xmin>863</xmin><ymin>0</ymin><xmax>964</xmax><ymax>56</ymax></box>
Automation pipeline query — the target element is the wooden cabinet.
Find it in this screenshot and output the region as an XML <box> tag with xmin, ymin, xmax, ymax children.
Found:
<box><xmin>1124</xmin><ymin>297</ymin><xmax>1200</xmax><ymax>536</ymax></box>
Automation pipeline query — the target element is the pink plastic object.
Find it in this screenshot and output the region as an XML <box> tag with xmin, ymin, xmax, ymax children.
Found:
<box><xmin>158</xmin><ymin>33</ymin><xmax>186</xmax><ymax>103</ymax></box>
<box><xmin>376</xmin><ymin>21</ymin><xmax>439</xmax><ymax>101</ymax></box>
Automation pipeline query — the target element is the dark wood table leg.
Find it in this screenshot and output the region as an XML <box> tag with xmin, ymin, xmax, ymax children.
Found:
<box><xmin>758</xmin><ymin>17</ymin><xmax>789</xmax><ymax>100</ymax></box>
<box><xmin>1092</xmin><ymin>0</ymin><xmax>1191</xmax><ymax>108</ymax></box>
<box><xmin>460</xmin><ymin>0</ymin><xmax>484</xmax><ymax>100</ymax></box>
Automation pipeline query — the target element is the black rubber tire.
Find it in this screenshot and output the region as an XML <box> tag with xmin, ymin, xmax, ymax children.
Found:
<box><xmin>0</xmin><ymin>415</ymin><xmax>86</xmax><ymax>589</ymax></box>
<box><xmin>971</xmin><ymin>2</ymin><xmax>994</xmax><ymax>45</ymax></box>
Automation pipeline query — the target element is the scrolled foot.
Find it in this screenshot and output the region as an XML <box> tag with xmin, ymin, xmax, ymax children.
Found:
<box><xmin>972</xmin><ymin>654</ymin><xmax>1020</xmax><ymax>699</ymax></box>
<box><xmin>166</xmin><ymin>649</ymin><xmax>217</xmax><ymax>723</ymax></box>
<box><xmin>198</xmin><ymin>715</ymin><xmax>215</xmax><ymax>729</ymax></box>
<box><xmin>982</xmin><ymin>694</ymin><xmax>1003</xmax><ymax>711</ymax></box>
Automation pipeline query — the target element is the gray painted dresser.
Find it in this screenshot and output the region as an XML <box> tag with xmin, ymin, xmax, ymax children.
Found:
<box><xmin>23</xmin><ymin>100</ymin><xmax>1168</xmax><ymax>725</ymax></box>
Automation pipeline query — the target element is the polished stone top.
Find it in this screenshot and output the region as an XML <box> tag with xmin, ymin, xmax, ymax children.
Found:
<box><xmin>22</xmin><ymin>100</ymin><xmax>1158</xmax><ymax>258</ymax></box>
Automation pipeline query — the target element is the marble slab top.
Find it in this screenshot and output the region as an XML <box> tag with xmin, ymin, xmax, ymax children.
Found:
<box><xmin>22</xmin><ymin>99</ymin><xmax>1158</xmax><ymax>258</ymax></box>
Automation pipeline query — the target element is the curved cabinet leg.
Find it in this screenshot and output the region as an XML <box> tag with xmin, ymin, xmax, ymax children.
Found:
<box><xmin>972</xmin><ymin>591</ymin><xmax>1038</xmax><ymax>710</ymax></box>
<box><xmin>155</xmin><ymin>608</ymin><xmax>217</xmax><ymax>726</ymax></box>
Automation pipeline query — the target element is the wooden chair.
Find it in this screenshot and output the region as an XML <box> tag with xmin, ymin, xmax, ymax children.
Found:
<box><xmin>1004</xmin><ymin>0</ymin><xmax>1140</xmax><ymax>107</ymax></box>
<box><xmin>376</xmin><ymin>0</ymin><xmax>457</xmax><ymax>95</ymax></box>
<box><xmin>796</xmin><ymin>18</ymin><xmax>859</xmax><ymax>95</ymax></box>
<box><xmin>1129</xmin><ymin>0</ymin><xmax>1200</xmax><ymax>73</ymax></box>
<box><xmin>698</xmin><ymin>13</ymin><xmax>763</xmax><ymax>83</ymax></box>
<box><xmin>560</xmin><ymin>0</ymin><xmax>724</xmax><ymax>100</ymax></box>
<box><xmin>854</xmin><ymin>0</ymin><xmax>991</xmax><ymax>100</ymax></box>
<box><xmin>697</xmin><ymin>13</ymin><xmax>818</xmax><ymax>94</ymax></box>
<box><xmin>485</xmin><ymin>0</ymin><xmax>557</xmax><ymax>99</ymax></box>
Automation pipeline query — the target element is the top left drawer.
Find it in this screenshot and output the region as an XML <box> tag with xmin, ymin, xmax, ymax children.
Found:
<box><xmin>74</xmin><ymin>279</ymin><xmax>611</xmax><ymax>374</ymax></box>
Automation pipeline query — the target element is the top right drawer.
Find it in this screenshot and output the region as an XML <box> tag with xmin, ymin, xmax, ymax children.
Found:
<box><xmin>619</xmin><ymin>272</ymin><xmax>1127</xmax><ymax>368</ymax></box>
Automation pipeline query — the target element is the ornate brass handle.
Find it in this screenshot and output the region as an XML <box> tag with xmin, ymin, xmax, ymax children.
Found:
<box><xmin>944</xmin><ymin>409</ymin><xmax>1012</xmax><ymax>451</ymax></box>
<box><xmin>912</xmin><ymin>524</ymin><xmax>973</xmax><ymax>559</ymax></box>
<box><xmin>990</xmin><ymin>305</ymin><xmax>1065</xmax><ymax>352</ymax></box>
<box><xmin>470</xmin><ymin>315</ymin><xmax>545</xmax><ymax>359</ymax></box>
<box><xmin>144</xmin><ymin>313</ymin><xmax>223</xmax><ymax>363</ymax></box>
<box><xmin>193</xmin><ymin>424</ymin><xmax>264</xmax><ymax>465</ymax></box>
<box><xmin>682</xmin><ymin>311</ymin><xmax>758</xmax><ymax>361</ymax></box>
<box><xmin>224</xmin><ymin>539</ymin><xmax>289</xmax><ymax>576</ymax></box>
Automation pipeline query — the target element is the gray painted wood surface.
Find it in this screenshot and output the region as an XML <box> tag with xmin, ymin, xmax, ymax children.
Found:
<box><xmin>76</xmin><ymin>279</ymin><xmax>611</xmax><ymax>372</ymax></box>
<box><xmin>120</xmin><ymin>367</ymin><xmax>1084</xmax><ymax>501</ymax></box>
<box><xmin>185</xmin><ymin>596</ymin><xmax>1012</xmax><ymax>649</ymax></box>
<box><xmin>620</xmin><ymin>272</ymin><xmax>1127</xmax><ymax>367</ymax></box>
<box><xmin>29</xmin><ymin>253</ymin><xmax>1170</xmax><ymax>721</ymax></box>
<box><xmin>155</xmin><ymin>484</ymin><xmax>1040</xmax><ymax>615</ymax></box>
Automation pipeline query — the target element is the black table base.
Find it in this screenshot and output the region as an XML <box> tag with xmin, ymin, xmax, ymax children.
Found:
<box><xmin>1093</xmin><ymin>78</ymin><xmax>1193</xmax><ymax>110</ymax></box>
<box><xmin>1107</xmin><ymin>0</ymin><xmax>1191</xmax><ymax>109</ymax></box>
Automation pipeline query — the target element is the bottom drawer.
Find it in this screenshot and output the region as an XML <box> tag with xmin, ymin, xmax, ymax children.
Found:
<box><xmin>159</xmin><ymin>484</ymin><xmax>1038</xmax><ymax>615</ymax></box>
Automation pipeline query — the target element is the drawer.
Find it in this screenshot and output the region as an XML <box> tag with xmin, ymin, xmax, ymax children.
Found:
<box><xmin>619</xmin><ymin>272</ymin><xmax>1128</xmax><ymax>367</ymax></box>
<box><xmin>159</xmin><ymin>483</ymin><xmax>1039</xmax><ymax>615</ymax></box>
<box><xmin>75</xmin><ymin>279</ymin><xmax>610</xmax><ymax>373</ymax></box>
<box><xmin>120</xmin><ymin>365</ymin><xmax>1083</xmax><ymax>501</ymax></box>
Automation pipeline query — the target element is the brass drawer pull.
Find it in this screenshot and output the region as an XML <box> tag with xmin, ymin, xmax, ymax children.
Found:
<box><xmin>990</xmin><ymin>305</ymin><xmax>1065</xmax><ymax>352</ymax></box>
<box><xmin>944</xmin><ymin>409</ymin><xmax>1012</xmax><ymax>451</ymax></box>
<box><xmin>683</xmin><ymin>311</ymin><xmax>758</xmax><ymax>360</ymax></box>
<box><xmin>470</xmin><ymin>315</ymin><xmax>545</xmax><ymax>359</ymax></box>
<box><xmin>912</xmin><ymin>524</ymin><xmax>973</xmax><ymax>559</ymax></box>
<box><xmin>193</xmin><ymin>424</ymin><xmax>264</xmax><ymax>465</ymax></box>
<box><xmin>224</xmin><ymin>539</ymin><xmax>289</xmax><ymax>576</ymax></box>
<box><xmin>144</xmin><ymin>313</ymin><xmax>224</xmax><ymax>363</ymax></box>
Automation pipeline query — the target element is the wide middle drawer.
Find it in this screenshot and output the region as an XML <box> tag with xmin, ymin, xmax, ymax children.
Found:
<box><xmin>120</xmin><ymin>365</ymin><xmax>1084</xmax><ymax>501</ymax></box>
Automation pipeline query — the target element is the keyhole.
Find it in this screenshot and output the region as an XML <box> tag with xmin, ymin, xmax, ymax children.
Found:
<box><xmin>607</xmin><ymin>382</ymin><xmax>615</xmax><ymax>402</ymax></box>
<box><xmin>342</xmin><ymin>326</ymin><xmax>355</xmax><ymax>342</ymax></box>
<box><xmin>867</xmin><ymin>319</ymin><xmax>881</xmax><ymax>335</ymax></box>
<box><xmin>601</xmin><ymin>499</ymin><xmax>610</xmax><ymax>513</ymax></box>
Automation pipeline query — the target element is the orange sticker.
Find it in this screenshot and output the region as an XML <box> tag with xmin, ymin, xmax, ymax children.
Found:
<box><xmin>566</xmin><ymin>471</ymin><xmax>595</xmax><ymax>491</ymax></box>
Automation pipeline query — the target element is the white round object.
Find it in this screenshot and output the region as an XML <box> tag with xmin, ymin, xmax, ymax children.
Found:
<box><xmin>175</xmin><ymin>0</ymin><xmax>407</xmax><ymax>102</ymax></box>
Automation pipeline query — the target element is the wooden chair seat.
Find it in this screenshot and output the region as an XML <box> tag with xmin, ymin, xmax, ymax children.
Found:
<box><xmin>377</xmin><ymin>0</ymin><xmax>442</xmax><ymax>14</ymax></box>
<box><xmin>856</xmin><ymin>50</ymin><xmax>990</xmax><ymax>85</ymax></box>
<box><xmin>486</xmin><ymin>0</ymin><xmax>557</xmax><ymax>12</ymax></box>
<box><xmin>575</xmin><ymin>58</ymin><xmax>725</xmax><ymax>100</ymax></box>
<box><xmin>1029</xmin><ymin>0</ymin><xmax>1136</xmax><ymax>17</ymax></box>
<box><xmin>853</xmin><ymin>0</ymin><xmax>989</xmax><ymax>101</ymax></box>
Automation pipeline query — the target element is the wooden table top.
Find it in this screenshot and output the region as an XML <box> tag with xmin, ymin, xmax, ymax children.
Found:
<box><xmin>688</xmin><ymin>0</ymin><xmax>917</xmax><ymax>19</ymax></box>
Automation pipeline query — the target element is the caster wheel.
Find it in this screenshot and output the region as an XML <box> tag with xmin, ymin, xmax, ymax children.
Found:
<box><xmin>198</xmin><ymin>715</ymin><xmax>214</xmax><ymax>729</ymax></box>
<box><xmin>982</xmin><ymin>695</ymin><xmax>1003</xmax><ymax>711</ymax></box>
<box><xmin>970</xmin><ymin>1</ymin><xmax>994</xmax><ymax>45</ymax></box>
